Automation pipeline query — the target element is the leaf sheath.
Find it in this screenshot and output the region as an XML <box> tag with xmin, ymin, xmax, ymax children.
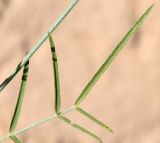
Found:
<box><xmin>74</xmin><ymin>4</ymin><xmax>154</xmax><ymax>105</ymax></box>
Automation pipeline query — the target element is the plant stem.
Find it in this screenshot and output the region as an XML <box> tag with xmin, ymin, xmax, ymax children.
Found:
<box><xmin>0</xmin><ymin>134</ymin><xmax>10</xmax><ymax>142</ymax></box>
<box><xmin>0</xmin><ymin>106</ymin><xmax>75</xmax><ymax>142</ymax></box>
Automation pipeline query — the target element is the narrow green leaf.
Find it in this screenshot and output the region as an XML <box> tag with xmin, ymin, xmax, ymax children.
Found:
<box><xmin>72</xmin><ymin>124</ymin><xmax>102</xmax><ymax>143</ymax></box>
<box><xmin>76</xmin><ymin>107</ymin><xmax>113</xmax><ymax>133</ymax></box>
<box><xmin>48</xmin><ymin>33</ymin><xmax>61</xmax><ymax>114</ymax></box>
<box><xmin>0</xmin><ymin>0</ymin><xmax>79</xmax><ymax>93</ymax></box>
<box><xmin>74</xmin><ymin>4</ymin><xmax>154</xmax><ymax>105</ymax></box>
<box><xmin>58</xmin><ymin>115</ymin><xmax>102</xmax><ymax>143</ymax></box>
<box><xmin>10</xmin><ymin>136</ymin><xmax>21</xmax><ymax>143</ymax></box>
<box><xmin>9</xmin><ymin>61</ymin><xmax>29</xmax><ymax>133</ymax></box>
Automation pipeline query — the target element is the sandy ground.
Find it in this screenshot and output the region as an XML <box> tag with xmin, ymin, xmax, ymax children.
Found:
<box><xmin>0</xmin><ymin>0</ymin><xmax>160</xmax><ymax>143</ymax></box>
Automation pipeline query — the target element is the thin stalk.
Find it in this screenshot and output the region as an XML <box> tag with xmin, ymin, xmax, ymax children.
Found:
<box><xmin>0</xmin><ymin>106</ymin><xmax>75</xmax><ymax>142</ymax></box>
<box><xmin>0</xmin><ymin>134</ymin><xmax>10</xmax><ymax>142</ymax></box>
<box><xmin>0</xmin><ymin>0</ymin><xmax>79</xmax><ymax>93</ymax></box>
<box><xmin>13</xmin><ymin>115</ymin><xmax>56</xmax><ymax>136</ymax></box>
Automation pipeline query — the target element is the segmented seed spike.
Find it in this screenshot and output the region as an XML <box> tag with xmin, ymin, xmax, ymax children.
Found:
<box><xmin>48</xmin><ymin>33</ymin><xmax>61</xmax><ymax>114</ymax></box>
<box><xmin>9</xmin><ymin>61</ymin><xmax>29</xmax><ymax>133</ymax></box>
<box><xmin>74</xmin><ymin>4</ymin><xmax>154</xmax><ymax>105</ymax></box>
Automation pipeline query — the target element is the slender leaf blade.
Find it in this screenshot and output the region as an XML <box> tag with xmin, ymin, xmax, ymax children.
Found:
<box><xmin>76</xmin><ymin>107</ymin><xmax>113</xmax><ymax>133</ymax></box>
<box><xmin>10</xmin><ymin>136</ymin><xmax>21</xmax><ymax>143</ymax></box>
<box><xmin>9</xmin><ymin>61</ymin><xmax>29</xmax><ymax>133</ymax></box>
<box><xmin>72</xmin><ymin>124</ymin><xmax>102</xmax><ymax>143</ymax></box>
<box><xmin>48</xmin><ymin>33</ymin><xmax>61</xmax><ymax>114</ymax></box>
<box><xmin>74</xmin><ymin>4</ymin><xmax>154</xmax><ymax>105</ymax></box>
<box><xmin>58</xmin><ymin>115</ymin><xmax>102</xmax><ymax>143</ymax></box>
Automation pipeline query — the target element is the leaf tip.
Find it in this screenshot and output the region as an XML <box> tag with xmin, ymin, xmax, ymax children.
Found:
<box><xmin>105</xmin><ymin>126</ymin><xmax>114</xmax><ymax>134</ymax></box>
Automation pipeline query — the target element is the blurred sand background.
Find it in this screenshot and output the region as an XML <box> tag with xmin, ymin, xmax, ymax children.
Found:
<box><xmin>0</xmin><ymin>0</ymin><xmax>160</xmax><ymax>143</ymax></box>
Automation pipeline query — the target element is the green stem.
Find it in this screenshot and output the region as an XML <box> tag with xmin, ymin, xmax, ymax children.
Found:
<box><xmin>0</xmin><ymin>106</ymin><xmax>75</xmax><ymax>142</ymax></box>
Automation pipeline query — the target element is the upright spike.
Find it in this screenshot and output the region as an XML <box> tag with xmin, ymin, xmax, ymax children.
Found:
<box><xmin>48</xmin><ymin>33</ymin><xmax>61</xmax><ymax>114</ymax></box>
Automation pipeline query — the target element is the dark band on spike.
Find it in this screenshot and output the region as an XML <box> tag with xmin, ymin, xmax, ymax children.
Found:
<box><xmin>22</xmin><ymin>61</ymin><xmax>29</xmax><ymax>81</ymax></box>
<box><xmin>51</xmin><ymin>47</ymin><xmax>55</xmax><ymax>52</ymax></box>
<box><xmin>52</xmin><ymin>57</ymin><xmax>57</xmax><ymax>62</ymax></box>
